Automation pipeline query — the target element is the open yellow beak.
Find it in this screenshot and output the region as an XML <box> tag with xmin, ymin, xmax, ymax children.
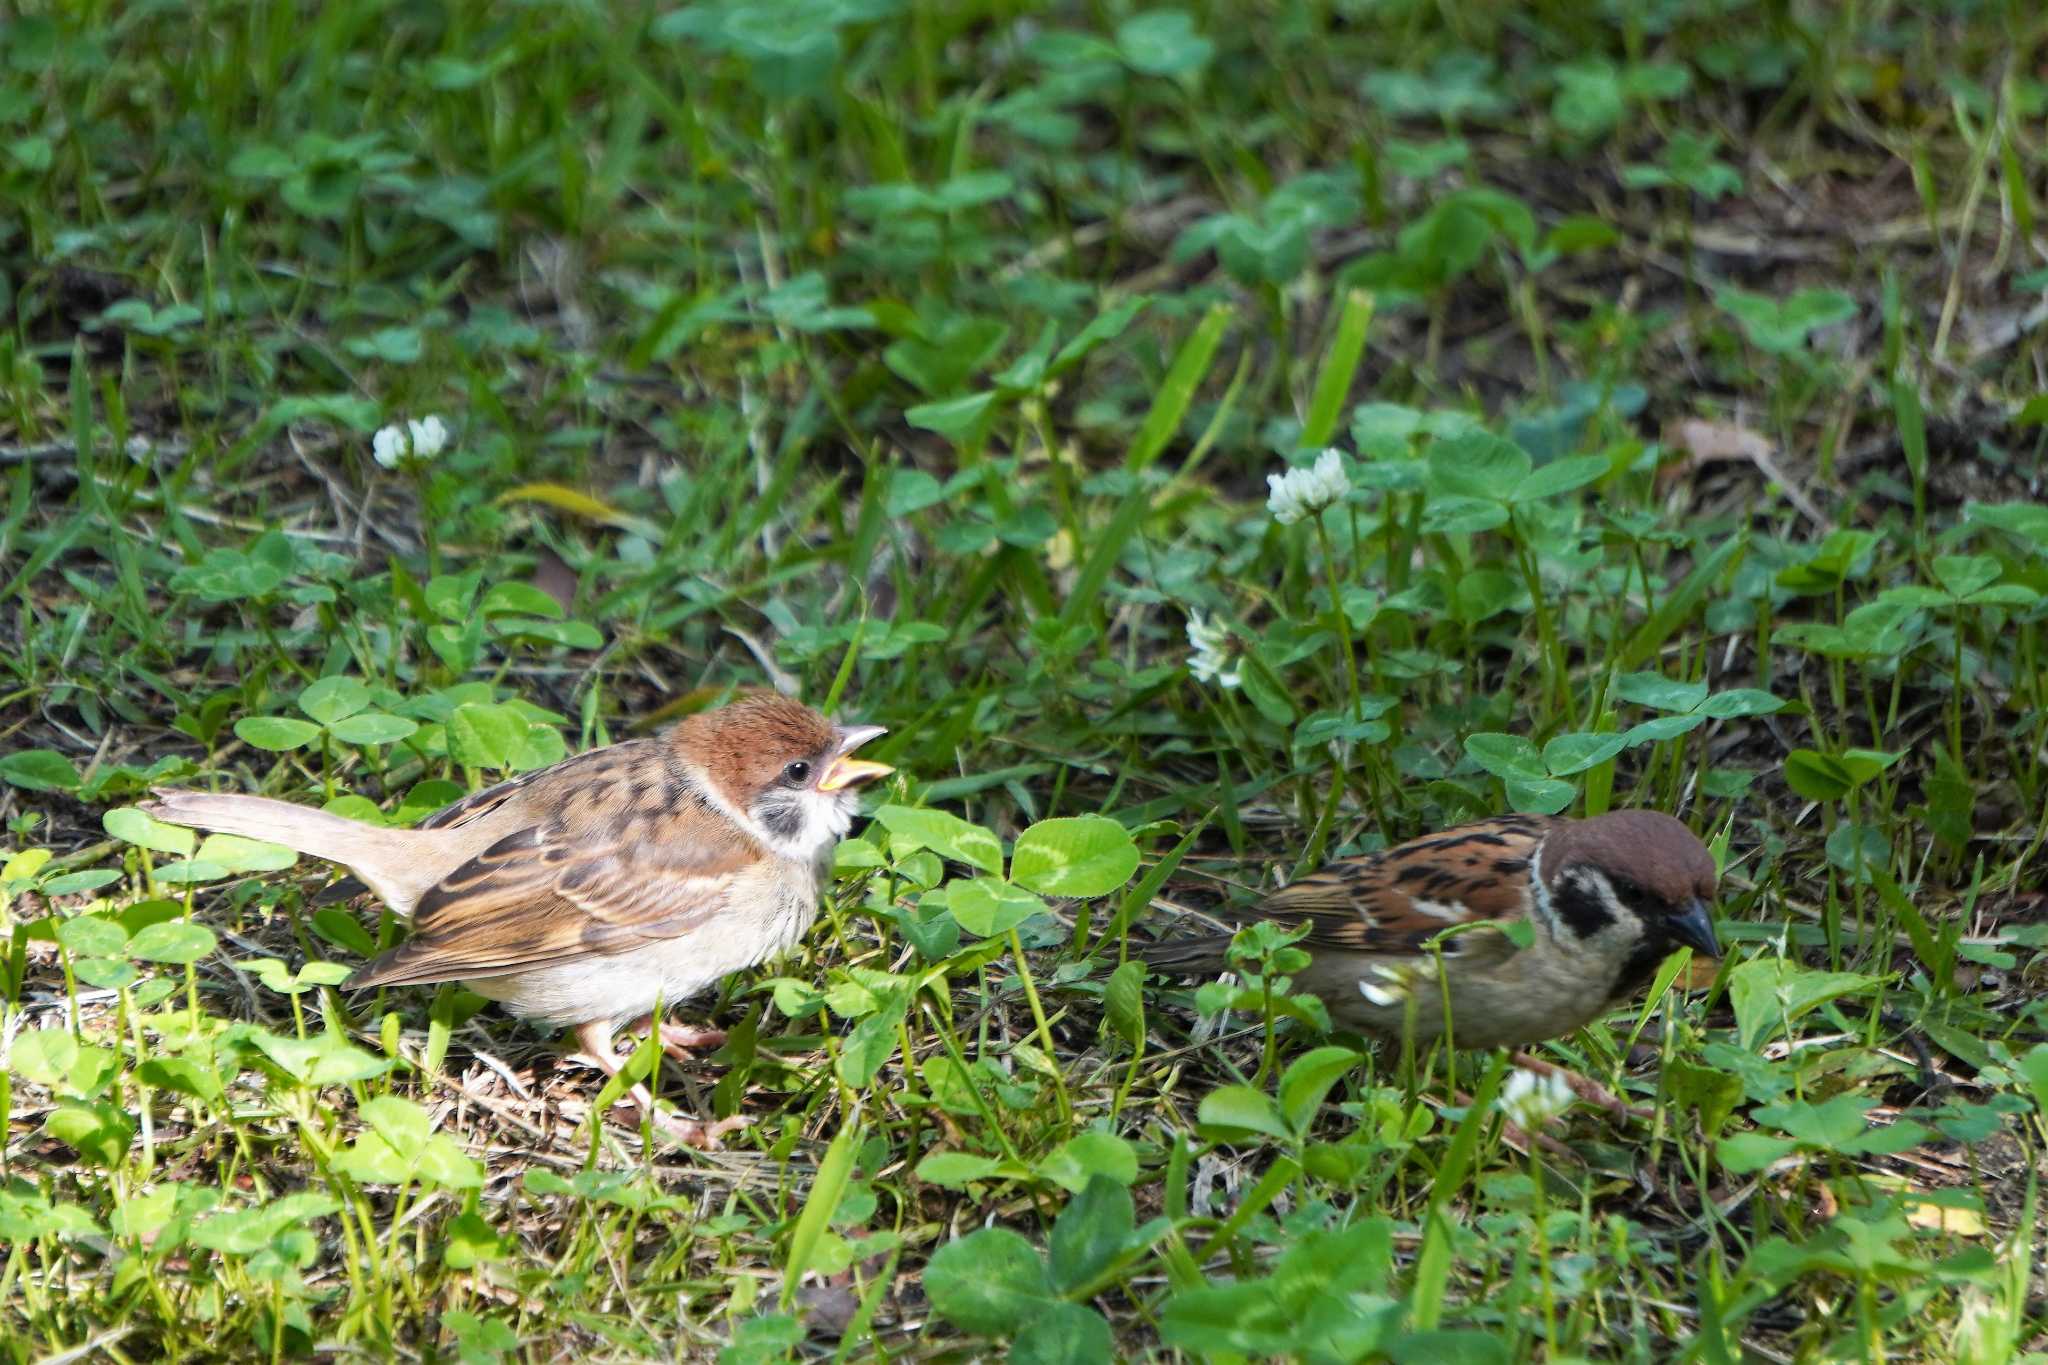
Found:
<box><xmin>816</xmin><ymin>725</ymin><xmax>892</xmax><ymax>792</ymax></box>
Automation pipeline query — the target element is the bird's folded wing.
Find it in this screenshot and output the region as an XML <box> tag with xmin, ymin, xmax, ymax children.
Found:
<box><xmin>349</xmin><ymin>818</ymin><xmax>756</xmax><ymax>988</ymax></box>
<box><xmin>1251</xmin><ymin>814</ymin><xmax>1550</xmax><ymax>954</ymax></box>
<box><xmin>315</xmin><ymin>741</ymin><xmax>668</xmax><ymax>906</ymax></box>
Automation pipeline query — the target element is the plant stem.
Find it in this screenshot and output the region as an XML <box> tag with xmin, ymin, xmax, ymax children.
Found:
<box><xmin>1314</xmin><ymin>516</ymin><xmax>1362</xmax><ymax>717</ymax></box>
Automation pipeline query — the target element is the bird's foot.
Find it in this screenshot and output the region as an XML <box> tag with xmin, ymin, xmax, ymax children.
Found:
<box><xmin>655</xmin><ymin>1023</ymin><xmax>728</xmax><ymax>1063</ymax></box>
<box><xmin>619</xmin><ymin>1015</ymin><xmax>729</xmax><ymax>1065</ymax></box>
<box><xmin>643</xmin><ymin>1105</ymin><xmax>750</xmax><ymax>1151</ymax></box>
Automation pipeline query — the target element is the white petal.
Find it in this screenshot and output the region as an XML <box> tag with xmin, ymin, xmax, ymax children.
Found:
<box><xmin>1265</xmin><ymin>472</ymin><xmax>1305</xmax><ymax>524</ymax></box>
<box><xmin>407</xmin><ymin>415</ymin><xmax>448</xmax><ymax>458</ymax></box>
<box><xmin>1185</xmin><ymin>611</ymin><xmax>1231</xmax><ymax>656</ymax></box>
<box><xmin>372</xmin><ymin>425</ymin><xmax>406</xmax><ymax>469</ymax></box>
<box><xmin>1310</xmin><ymin>448</ymin><xmax>1350</xmax><ymax>501</ymax></box>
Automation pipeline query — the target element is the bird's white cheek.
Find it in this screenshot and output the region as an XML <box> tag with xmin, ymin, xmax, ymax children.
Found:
<box><xmin>751</xmin><ymin>790</ymin><xmax>865</xmax><ymax>865</ymax></box>
<box><xmin>809</xmin><ymin>790</ymin><xmax>858</xmax><ymax>845</ymax></box>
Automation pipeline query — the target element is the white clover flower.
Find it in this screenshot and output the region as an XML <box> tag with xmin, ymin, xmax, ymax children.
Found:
<box><xmin>1184</xmin><ymin>611</ymin><xmax>1241</xmax><ymax>689</ymax></box>
<box><xmin>372</xmin><ymin>414</ymin><xmax>451</xmax><ymax>469</ymax></box>
<box><xmin>407</xmin><ymin>415</ymin><xmax>449</xmax><ymax>459</ymax></box>
<box><xmin>1266</xmin><ymin>448</ymin><xmax>1350</xmax><ymax>525</ymax></box>
<box><xmin>372</xmin><ymin>424</ymin><xmax>407</xmax><ymax>469</ymax></box>
<box><xmin>1498</xmin><ymin>1067</ymin><xmax>1576</xmax><ymax>1130</ymax></box>
<box><xmin>1185</xmin><ymin>612</ymin><xmax>1230</xmax><ymax>658</ymax></box>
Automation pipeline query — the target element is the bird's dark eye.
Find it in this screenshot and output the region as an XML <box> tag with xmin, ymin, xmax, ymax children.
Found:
<box><xmin>783</xmin><ymin>760</ymin><xmax>811</xmax><ymax>785</ymax></box>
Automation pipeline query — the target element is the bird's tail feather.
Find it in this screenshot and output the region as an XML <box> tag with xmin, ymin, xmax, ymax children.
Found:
<box><xmin>141</xmin><ymin>788</ymin><xmax>425</xmax><ymax>914</ymax></box>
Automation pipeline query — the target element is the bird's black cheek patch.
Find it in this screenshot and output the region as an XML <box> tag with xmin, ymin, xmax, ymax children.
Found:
<box><xmin>758</xmin><ymin>798</ymin><xmax>805</xmax><ymax>842</ymax></box>
<box><xmin>1551</xmin><ymin>872</ymin><xmax>1616</xmax><ymax>940</ymax></box>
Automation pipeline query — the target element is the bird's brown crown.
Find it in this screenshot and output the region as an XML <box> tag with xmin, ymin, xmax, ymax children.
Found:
<box><xmin>671</xmin><ymin>693</ymin><xmax>837</xmax><ymax>810</ymax></box>
<box><xmin>1543</xmin><ymin>809</ymin><xmax>1717</xmax><ymax>904</ymax></box>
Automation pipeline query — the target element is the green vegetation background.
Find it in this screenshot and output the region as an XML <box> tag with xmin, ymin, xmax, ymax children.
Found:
<box><xmin>3</xmin><ymin>1</ymin><xmax>2047</xmax><ymax>1361</ymax></box>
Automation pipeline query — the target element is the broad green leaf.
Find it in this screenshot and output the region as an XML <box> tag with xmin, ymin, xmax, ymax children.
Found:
<box><xmin>1929</xmin><ymin>554</ymin><xmax>2001</xmax><ymax>600</ymax></box>
<box><xmin>1623</xmin><ymin>714</ymin><xmax>1705</xmax><ymax>745</ymax></box>
<box><xmin>1715</xmin><ymin>285</ymin><xmax>1857</xmax><ymax>353</ymax></box>
<box><xmin>1463</xmin><ymin>732</ymin><xmax>1544</xmax><ymax>780</ymax></box>
<box><xmin>1612</xmin><ymin>671</ymin><xmax>1709</xmax><ymax>713</ymax></box>
<box><xmin>326</xmin><ymin>712</ymin><xmax>419</xmax><ymax>746</ymax></box>
<box><xmin>1010</xmin><ymin>816</ymin><xmax>1140</xmax><ymax>899</ymax></box>
<box><xmin>10</xmin><ymin>1029</ymin><xmax>79</xmax><ymax>1088</ymax></box>
<box><xmin>445</xmin><ymin>702</ymin><xmax>523</xmax><ymax>770</ymax></box>
<box><xmin>2018</xmin><ymin>1044</ymin><xmax>2048</xmax><ymax>1120</ymax></box>
<box><xmin>1698</xmin><ymin>689</ymin><xmax>1784</xmax><ymax>719</ymax></box>
<box><xmin>1237</xmin><ymin>660</ymin><xmax>1299</xmax><ymax>726</ymax></box>
<box><xmin>1715</xmin><ymin>1131</ymin><xmax>1799</xmax><ymax>1175</ymax></box>
<box><xmin>1824</xmin><ymin>823</ymin><xmax>1889</xmax><ymax>881</ymax></box>
<box><xmin>1102</xmin><ymin>960</ymin><xmax>1146</xmax><ymax>1047</ymax></box>
<box><xmin>0</xmin><ymin>749</ymin><xmax>82</xmax><ymax>792</ymax></box>
<box><xmin>906</xmin><ymin>391</ymin><xmax>1000</xmax><ymax>442</ymax></box>
<box><xmin>56</xmin><ymin>916</ymin><xmax>128</xmax><ymax>957</ymax></box>
<box><xmin>1784</xmin><ymin>749</ymin><xmax>1860</xmax><ymax>802</ymax></box>
<box><xmin>423</xmin><ymin>571</ymin><xmax>483</xmax><ymax>621</ymax></box>
<box><xmin>43</xmin><ymin>1099</ymin><xmax>132</xmax><ymax>1167</ymax></box>
<box><xmin>946</xmin><ymin>878</ymin><xmax>1046</xmax><ymax>937</ymax></box>
<box><xmin>1048</xmin><ymin>1175</ymin><xmax>1135</xmax><ymax>1293</ymax></box>
<box><xmin>1964</xmin><ymin>500</ymin><xmax>2048</xmax><ymax>551</ymax></box>
<box><xmin>479</xmin><ymin>581</ymin><xmax>568</xmax><ymax>620</ymax></box>
<box><xmin>153</xmin><ymin>859</ymin><xmax>229</xmax><ymax>885</ymax></box>
<box><xmin>1663</xmin><ymin>1056</ymin><xmax>1744</xmax><ymax>1139</ymax></box>
<box><xmin>2</xmin><ymin>847</ymin><xmax>51</xmax><ymax>882</ymax></box>
<box><xmin>1116</xmin><ymin>10</ymin><xmax>1214</xmax><ymax>80</ymax></box>
<box><xmin>249</xmin><ymin>1028</ymin><xmax>394</xmax><ymax>1086</ymax></box>
<box><xmin>297</xmin><ymin>676</ymin><xmax>370</xmax><ymax>725</ymax></box>
<box><xmin>1512</xmin><ymin>453</ymin><xmax>1608</xmax><ymax>502</ymax></box>
<box><xmin>1278</xmin><ymin>1046</ymin><xmax>1362</xmax><ymax>1136</ymax></box>
<box><xmin>1038</xmin><ymin>1132</ymin><xmax>1138</xmax><ymax>1194</ymax></box>
<box><xmin>1503</xmin><ymin>776</ymin><xmax>1575</xmax><ymax>814</ymax></box>
<box><xmin>1198</xmin><ymin>1085</ymin><xmax>1294</xmax><ymax>1142</ymax></box>
<box><xmin>924</xmin><ymin>1227</ymin><xmax>1055</xmax><ymax>1335</ymax></box>
<box><xmin>1541</xmin><ymin>731</ymin><xmax>1626</xmax><ymax>777</ymax></box>
<box><xmin>1427</xmin><ymin>431</ymin><xmax>1530</xmax><ymax>501</ymax></box>
<box><xmin>1728</xmin><ymin>958</ymin><xmax>1886</xmax><ymax>1050</ymax></box>
<box><xmin>915</xmin><ymin>1152</ymin><xmax>1011</xmax><ymax>1187</ymax></box>
<box><xmin>836</xmin><ymin>1011</ymin><xmax>903</xmax><ymax>1086</ymax></box>
<box><xmin>1419</xmin><ymin>495</ymin><xmax>1510</xmax><ymax>535</ymax></box>
<box><xmin>41</xmin><ymin>869</ymin><xmax>122</xmax><ymax>896</ymax></box>
<box><xmin>233</xmin><ymin>716</ymin><xmax>322</xmax><ymax>751</ymax></box>
<box><xmin>127</xmin><ymin>920</ymin><xmax>216</xmax><ymax>964</ymax></box>
<box><xmin>194</xmin><ymin>834</ymin><xmax>296</xmax><ymax>873</ymax></box>
<box><xmin>874</xmin><ymin>805</ymin><xmax>1003</xmax><ymax>875</ymax></box>
<box><xmin>1012</xmin><ymin>1303</ymin><xmax>1115</xmax><ymax>1365</ymax></box>
<box><xmin>1552</xmin><ymin>58</ymin><xmax>1624</xmax><ymax>137</ymax></box>
<box><xmin>137</xmin><ymin>1056</ymin><xmax>223</xmax><ymax>1104</ymax></box>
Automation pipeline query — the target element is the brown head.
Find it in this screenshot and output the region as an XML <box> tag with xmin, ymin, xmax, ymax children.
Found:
<box><xmin>671</xmin><ymin>693</ymin><xmax>892</xmax><ymax>856</ymax></box>
<box><xmin>1536</xmin><ymin>809</ymin><xmax>1721</xmax><ymax>969</ymax></box>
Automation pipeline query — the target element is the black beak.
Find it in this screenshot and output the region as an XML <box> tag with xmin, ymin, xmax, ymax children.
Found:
<box><xmin>1666</xmin><ymin>898</ymin><xmax>1722</xmax><ymax>958</ymax></box>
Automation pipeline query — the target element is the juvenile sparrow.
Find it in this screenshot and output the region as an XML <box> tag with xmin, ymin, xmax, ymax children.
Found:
<box><xmin>144</xmin><ymin>694</ymin><xmax>892</xmax><ymax>1147</ymax></box>
<box><xmin>1140</xmin><ymin>809</ymin><xmax>1721</xmax><ymax>1050</ymax></box>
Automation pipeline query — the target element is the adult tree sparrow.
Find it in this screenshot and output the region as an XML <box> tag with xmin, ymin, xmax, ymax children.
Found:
<box><xmin>1141</xmin><ymin>810</ymin><xmax>1721</xmax><ymax>1050</ymax></box>
<box><xmin>145</xmin><ymin>694</ymin><xmax>892</xmax><ymax>1148</ymax></box>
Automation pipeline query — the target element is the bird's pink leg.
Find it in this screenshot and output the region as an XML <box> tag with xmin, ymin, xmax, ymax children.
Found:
<box><xmin>622</xmin><ymin>1013</ymin><xmax>728</xmax><ymax>1063</ymax></box>
<box><xmin>571</xmin><ymin>1019</ymin><xmax>746</xmax><ymax>1150</ymax></box>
